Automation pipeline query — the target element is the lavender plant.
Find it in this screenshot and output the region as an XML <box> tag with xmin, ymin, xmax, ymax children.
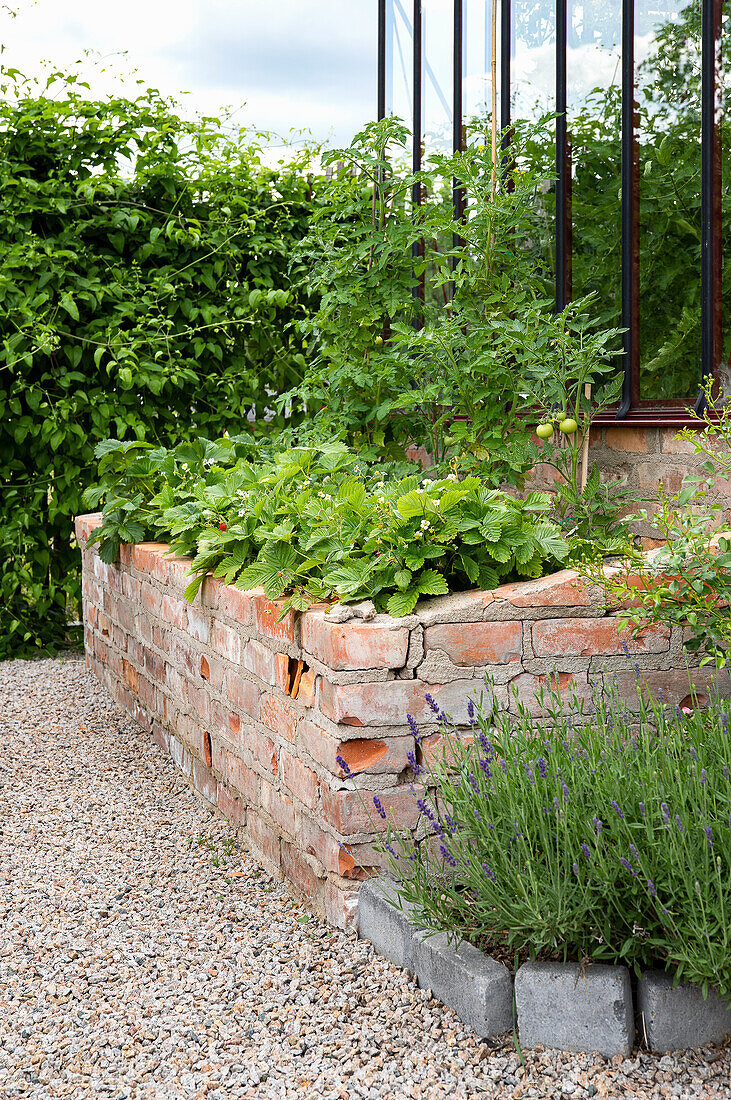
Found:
<box><xmin>375</xmin><ymin>679</ymin><xmax>731</xmax><ymax>997</ymax></box>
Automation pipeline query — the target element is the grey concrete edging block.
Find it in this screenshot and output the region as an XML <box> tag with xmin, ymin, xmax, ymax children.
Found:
<box><xmin>515</xmin><ymin>961</ymin><xmax>634</xmax><ymax>1057</ymax></box>
<box><xmin>356</xmin><ymin>878</ymin><xmax>422</xmax><ymax>972</ymax></box>
<box><xmin>638</xmin><ymin>970</ymin><xmax>731</xmax><ymax>1052</ymax></box>
<box><xmin>411</xmin><ymin>930</ymin><xmax>514</xmax><ymax>1038</ymax></box>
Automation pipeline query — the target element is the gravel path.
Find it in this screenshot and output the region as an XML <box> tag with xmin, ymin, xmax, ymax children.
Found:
<box><xmin>1</xmin><ymin>655</ymin><xmax>729</xmax><ymax>1100</ymax></box>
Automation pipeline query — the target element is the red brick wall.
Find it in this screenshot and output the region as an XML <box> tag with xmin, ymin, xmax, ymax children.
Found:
<box><xmin>76</xmin><ymin>512</ymin><xmax>730</xmax><ymax>928</ymax></box>
<box><xmin>529</xmin><ymin>425</ymin><xmax>731</xmax><ymax>537</ymax></box>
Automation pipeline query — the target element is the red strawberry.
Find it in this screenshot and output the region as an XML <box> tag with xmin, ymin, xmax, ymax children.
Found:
<box><xmin>219</xmin><ymin>521</ymin><xmax>227</xmax><ymax>531</ymax></box>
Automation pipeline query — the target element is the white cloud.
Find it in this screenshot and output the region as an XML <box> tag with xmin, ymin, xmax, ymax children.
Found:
<box><xmin>1</xmin><ymin>0</ymin><xmax>378</xmax><ymax>146</ymax></box>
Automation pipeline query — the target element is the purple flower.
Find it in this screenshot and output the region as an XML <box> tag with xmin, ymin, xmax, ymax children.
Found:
<box><xmin>661</xmin><ymin>802</ymin><xmax>670</xmax><ymax>828</ymax></box>
<box><xmin>406</xmin><ymin>750</ymin><xmax>423</xmax><ymax>775</ymax></box>
<box><xmin>407</xmin><ymin>713</ymin><xmax>422</xmax><ymax>742</ymax></box>
<box><xmin>537</xmin><ymin>757</ymin><xmax>548</xmax><ymax>779</ymax></box>
<box><xmin>700</xmin><ymin>769</ymin><xmax>707</xmax><ymax>788</ymax></box>
<box><xmin>524</xmin><ymin>764</ymin><xmax>535</xmax><ymax>786</ymax></box>
<box><xmin>572</xmin><ymin>862</ymin><xmax>579</xmax><ymax>877</ymax></box>
<box><xmin>439</xmin><ymin>845</ymin><xmax>457</xmax><ymax>867</ymax></box>
<box><xmin>416</xmin><ymin>798</ymin><xmax>435</xmax><ymax>823</ymax></box>
<box><xmin>560</xmin><ymin>778</ymin><xmax>570</xmax><ymax>803</ymax></box>
<box><xmin>372</xmin><ymin>796</ymin><xmax>387</xmax><ymax>820</ymax></box>
<box><xmin>675</xmin><ymin>815</ymin><xmax>683</xmax><ymax>833</ymax></box>
<box><xmin>481</xmin><ymin>863</ymin><xmax>497</xmax><ymax>883</ymax></box>
<box><xmin>424</xmin><ymin>693</ymin><xmax>440</xmax><ymax>716</ymax></box>
<box><xmin>629</xmin><ymin>844</ymin><xmax>640</xmax><ymax>862</ymax></box>
<box><xmin>382</xmin><ymin>841</ymin><xmax>399</xmax><ymax>859</ymax></box>
<box><xmin>592</xmin><ymin>817</ymin><xmax>603</xmax><ymax>835</ymax></box>
<box><xmin>647</xmin><ymin>879</ymin><xmax>657</xmax><ymax>898</ymax></box>
<box><xmin>477</xmin><ymin>731</ymin><xmax>494</xmax><ymax>757</ymax></box>
<box><xmin>580</xmin><ymin>843</ymin><xmax>591</xmax><ymax>862</ymax></box>
<box><xmin>705</xmin><ymin>825</ymin><xmax>714</xmax><ymax>849</ymax></box>
<box><xmin>444</xmin><ymin>814</ymin><xmax>458</xmax><ymax>835</ymax></box>
<box><xmin>619</xmin><ymin>857</ymin><xmax>633</xmax><ymax>874</ymax></box>
<box><xmin>466</xmin><ymin>698</ymin><xmax>475</xmax><ymax>720</ymax></box>
<box><xmin>336</xmin><ymin>754</ymin><xmax>351</xmax><ymax>776</ymax></box>
<box><xmin>689</xmin><ymin>744</ymin><xmax>698</xmax><ymax>762</ymax></box>
<box><xmin>610</xmin><ymin>801</ymin><xmax>625</xmax><ymax>821</ymax></box>
<box><xmin>468</xmin><ymin>772</ymin><xmax>480</xmax><ymax>793</ymax></box>
<box><xmin>639</xmin><ymin>802</ymin><xmax>646</xmax><ymax>818</ymax></box>
<box><xmin>479</xmin><ymin>758</ymin><xmax>493</xmax><ymax>779</ymax></box>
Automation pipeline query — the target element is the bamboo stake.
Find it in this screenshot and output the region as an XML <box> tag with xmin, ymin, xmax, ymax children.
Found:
<box><xmin>491</xmin><ymin>0</ymin><xmax>498</xmax><ymax>198</ymax></box>
<box><xmin>580</xmin><ymin>383</ymin><xmax>592</xmax><ymax>490</ymax></box>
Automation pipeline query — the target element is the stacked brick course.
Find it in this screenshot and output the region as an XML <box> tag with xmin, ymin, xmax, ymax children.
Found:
<box><xmin>76</xmin><ymin>512</ymin><xmax>729</xmax><ymax>928</ymax></box>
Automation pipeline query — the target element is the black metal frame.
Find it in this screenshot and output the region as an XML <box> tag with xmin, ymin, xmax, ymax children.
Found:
<box><xmin>376</xmin><ymin>0</ymin><xmax>723</xmax><ymax>425</ymax></box>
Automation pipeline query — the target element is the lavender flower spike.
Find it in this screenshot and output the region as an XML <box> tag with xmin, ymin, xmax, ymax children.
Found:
<box><xmin>424</xmin><ymin>692</ymin><xmax>441</xmax><ymax>716</ymax></box>
<box><xmin>335</xmin><ymin>754</ymin><xmax>352</xmax><ymax>776</ymax></box>
<box><xmin>610</xmin><ymin>800</ymin><xmax>625</xmax><ymax>820</ymax></box>
<box><xmin>372</xmin><ymin>796</ymin><xmax>387</xmax><ymax>820</ymax></box>
<box><xmin>705</xmin><ymin>825</ymin><xmax>714</xmax><ymax>849</ymax></box>
<box><xmin>439</xmin><ymin>845</ymin><xmax>457</xmax><ymax>868</ymax></box>
<box><xmin>406</xmin><ymin>712</ymin><xmax>422</xmax><ymax>742</ymax></box>
<box><xmin>481</xmin><ymin>863</ymin><xmax>497</xmax><ymax>883</ymax></box>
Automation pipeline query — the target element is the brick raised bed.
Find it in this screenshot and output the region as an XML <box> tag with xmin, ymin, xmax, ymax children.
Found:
<box><xmin>76</xmin><ymin>512</ymin><xmax>730</xmax><ymax>928</ymax></box>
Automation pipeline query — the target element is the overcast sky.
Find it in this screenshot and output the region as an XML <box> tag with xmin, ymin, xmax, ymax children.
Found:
<box><xmin>2</xmin><ymin>0</ymin><xmax>379</xmax><ymax>148</ymax></box>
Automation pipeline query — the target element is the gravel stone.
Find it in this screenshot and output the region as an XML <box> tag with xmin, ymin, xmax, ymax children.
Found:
<box><xmin>1</xmin><ymin>654</ymin><xmax>730</xmax><ymax>1100</ymax></box>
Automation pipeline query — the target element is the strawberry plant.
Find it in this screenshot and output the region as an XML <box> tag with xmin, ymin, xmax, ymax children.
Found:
<box><xmin>85</xmin><ymin>438</ymin><xmax>569</xmax><ymax>616</ymax></box>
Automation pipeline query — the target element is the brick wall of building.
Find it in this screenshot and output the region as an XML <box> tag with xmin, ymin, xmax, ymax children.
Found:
<box><xmin>76</xmin><ymin>511</ymin><xmax>730</xmax><ymax>929</ymax></box>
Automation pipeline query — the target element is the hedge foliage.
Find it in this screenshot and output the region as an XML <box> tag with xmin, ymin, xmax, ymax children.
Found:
<box><xmin>0</xmin><ymin>69</ymin><xmax>318</xmax><ymax>657</ymax></box>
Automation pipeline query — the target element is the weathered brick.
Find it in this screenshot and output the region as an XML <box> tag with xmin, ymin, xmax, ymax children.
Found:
<box><xmin>490</xmin><ymin>570</ymin><xmax>593</xmax><ymax>608</ymax></box>
<box><xmin>605</xmin><ymin>426</ymin><xmax>649</xmax><ymax>454</ymax></box>
<box><xmin>280</xmin><ymin>750</ymin><xmax>319</xmax><ymax>809</ymax></box>
<box><xmin>140</xmin><ymin>583</ymin><xmax>161</xmax><ymax>617</ymax></box>
<box><xmin>192</xmin><ymin>758</ymin><xmax>218</xmax><ymax>804</ymax></box>
<box><xmin>247</xmin><ymin>809</ymin><xmax>281</xmax><ymax>867</ymax></box>
<box><xmin>611</xmin><ymin>667</ymin><xmax>731</xmax><ymax>712</ymax></box>
<box><xmin>299</xmin><ymin>817</ymin><xmax>383</xmax><ymax>879</ymax></box>
<box><xmin>420</xmin><ymin>728</ymin><xmax>476</xmax><ymax>767</ymax></box>
<box><xmin>216</xmin><ymin>783</ymin><xmax>246</xmax><ymax>827</ymax></box>
<box><xmin>138</xmin><ymin>672</ymin><xmax>156</xmax><ymax>711</ymax></box>
<box><xmin>122</xmin><ymin>659</ymin><xmax>139</xmax><ymax>693</ymax></box>
<box><xmin>322</xmin><ymin>784</ymin><xmax>423</xmax><ymax>835</ymax></box>
<box><xmin>243</xmin><ymin>725</ymin><xmax>277</xmax><ymax>774</ymax></box>
<box><xmin>532</xmin><ymin>617</ymin><xmax>670</xmax><ymax>658</ymax></box>
<box><xmin>323</xmin><ymin>882</ymin><xmax>359</xmax><ymax>930</ymax></box>
<box><xmin>260</xmin><ymin>781</ymin><xmax>297</xmax><ymax>836</ymax></box>
<box><xmin>211</xmin><ymin>620</ymin><xmax>241</xmax><ymax>664</ymax></box>
<box><xmin>260</xmin><ymin>693</ymin><xmax>297</xmax><ymax>741</ymax></box>
<box><xmin>132</xmin><ymin>542</ymin><xmax>171</xmax><ymax>574</ymax></box>
<box><xmin>302</xmin><ymin>613</ymin><xmax>409</xmax><ymax>671</ymax></box>
<box><xmin>276</xmin><ymin>653</ymin><xmax>291</xmax><ymax>692</ymax></box>
<box><xmin>508</xmin><ymin>671</ymin><xmax>592</xmax><ymax>715</ymax></box>
<box><xmin>200</xmin><ymin>575</ymin><xmax>222</xmax><ymax>610</ymax></box>
<box><xmin>298</xmin><ymin>718</ymin><xmax>411</xmax><ymax>777</ymax></box>
<box><xmin>425</xmin><ymin>621</ymin><xmax>522</xmax><ymax>666</ymax></box>
<box><xmin>295</xmin><ymin>666</ymin><xmax>317</xmax><ymax>708</ymax></box>
<box><xmin>167</xmin><ymin>555</ymin><xmax>195</xmax><ymax>591</ymax></box>
<box><xmin>220</xmin><ymin>583</ymin><xmax>259</xmax><ymax>625</ymax></box>
<box><xmin>187</xmin><ymin>607</ymin><xmax>209</xmax><ymax>643</ymax></box>
<box><xmin>187</xmin><ymin>681</ymin><xmax>210</xmax><ymax>723</ymax></box>
<box><xmin>281</xmin><ymin>842</ymin><xmax>321</xmax><ymax>899</ymax></box>
<box><xmin>242</xmin><ymin>639</ymin><xmax>278</xmax><ymax>685</ymax></box>
<box><xmin>161</xmin><ymin>593</ymin><xmax>187</xmax><ymax>630</ymax></box>
<box><xmin>226</xmin><ymin>752</ymin><xmax>259</xmax><ymax>805</ymax></box>
<box><xmin>253</xmin><ymin>595</ymin><xmax>296</xmax><ymax>643</ymax></box>
<box><xmin>319</xmin><ymin>678</ymin><xmax>478</xmax><ymax>727</ymax></box>
<box><xmin>224</xmin><ymin>671</ymin><xmax>260</xmax><ymax>719</ymax></box>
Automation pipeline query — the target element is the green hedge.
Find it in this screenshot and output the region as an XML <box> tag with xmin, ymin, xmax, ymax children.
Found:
<box><xmin>0</xmin><ymin>71</ymin><xmax>318</xmax><ymax>658</ymax></box>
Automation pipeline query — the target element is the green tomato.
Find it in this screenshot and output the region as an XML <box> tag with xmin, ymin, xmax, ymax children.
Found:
<box><xmin>559</xmin><ymin>418</ymin><xmax>578</xmax><ymax>435</ymax></box>
<box><xmin>536</xmin><ymin>423</ymin><xmax>554</xmax><ymax>440</ymax></box>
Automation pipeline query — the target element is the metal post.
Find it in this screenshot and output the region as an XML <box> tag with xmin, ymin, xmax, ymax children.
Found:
<box><xmin>378</xmin><ymin>0</ymin><xmax>387</xmax><ymax>120</ymax></box>
<box><xmin>618</xmin><ymin>0</ymin><xmax>639</xmax><ymax>417</ymax></box>
<box><xmin>699</xmin><ymin>0</ymin><xmax>722</xmax><ymax>408</ymax></box>
<box><xmin>555</xmin><ymin>0</ymin><xmax>572</xmax><ymax>311</ymax></box>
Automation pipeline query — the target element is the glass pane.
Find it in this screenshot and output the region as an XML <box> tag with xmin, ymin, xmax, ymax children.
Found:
<box><xmin>568</xmin><ymin>0</ymin><xmax>623</xmax><ymax>345</ymax></box>
<box><xmin>423</xmin><ymin>0</ymin><xmax>454</xmax><ymax>155</ymax></box>
<box><xmin>638</xmin><ymin>0</ymin><xmax>702</xmax><ymax>401</ymax></box>
<box><xmin>463</xmin><ymin>0</ymin><xmax>500</xmax><ymax>140</ymax></box>
<box><xmin>386</xmin><ymin>0</ymin><xmax>415</xmax><ymax>129</ymax></box>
